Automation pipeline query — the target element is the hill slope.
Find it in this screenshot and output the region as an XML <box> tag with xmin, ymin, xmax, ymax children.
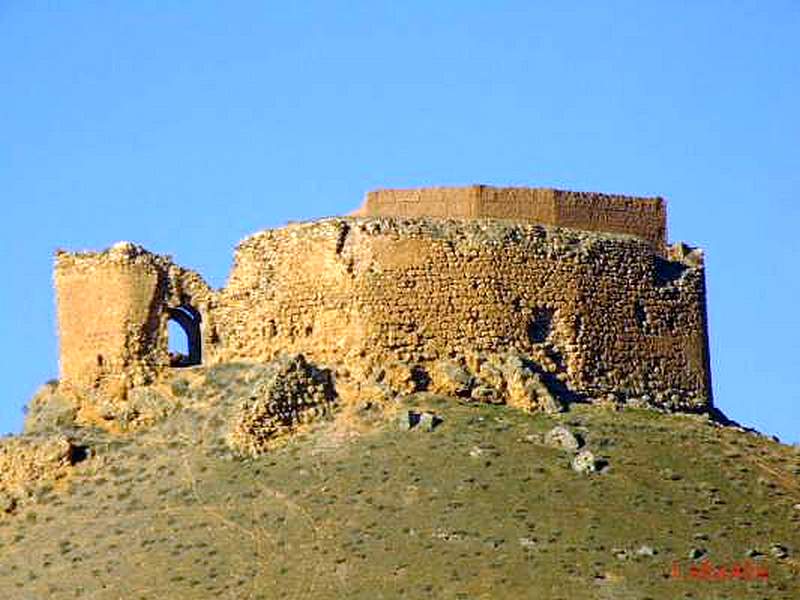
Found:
<box><xmin>1</xmin><ymin>363</ymin><xmax>798</xmax><ymax>599</ymax></box>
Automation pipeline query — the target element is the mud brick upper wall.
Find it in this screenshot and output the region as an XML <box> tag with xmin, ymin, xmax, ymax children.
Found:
<box><xmin>357</xmin><ymin>186</ymin><xmax>667</xmax><ymax>252</ymax></box>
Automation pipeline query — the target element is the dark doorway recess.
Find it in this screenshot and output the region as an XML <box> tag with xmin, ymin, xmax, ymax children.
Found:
<box><xmin>527</xmin><ymin>307</ymin><xmax>554</xmax><ymax>344</ymax></box>
<box><xmin>168</xmin><ymin>305</ymin><xmax>202</xmax><ymax>367</ymax></box>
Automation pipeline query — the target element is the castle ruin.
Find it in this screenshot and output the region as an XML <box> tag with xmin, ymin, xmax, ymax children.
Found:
<box><xmin>53</xmin><ymin>186</ymin><xmax>712</xmax><ymax>414</ymax></box>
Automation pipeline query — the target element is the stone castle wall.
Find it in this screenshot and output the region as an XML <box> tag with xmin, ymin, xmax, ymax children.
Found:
<box><xmin>211</xmin><ymin>218</ymin><xmax>709</xmax><ymax>409</ymax></box>
<box><xmin>53</xmin><ymin>193</ymin><xmax>712</xmax><ymax>412</ymax></box>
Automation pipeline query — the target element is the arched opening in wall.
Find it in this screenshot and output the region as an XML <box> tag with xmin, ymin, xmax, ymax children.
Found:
<box><xmin>168</xmin><ymin>305</ymin><xmax>202</xmax><ymax>367</ymax></box>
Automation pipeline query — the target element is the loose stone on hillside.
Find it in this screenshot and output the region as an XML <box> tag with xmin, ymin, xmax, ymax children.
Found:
<box><xmin>571</xmin><ymin>450</ymin><xmax>603</xmax><ymax>474</ymax></box>
<box><xmin>613</xmin><ymin>548</ymin><xmax>630</xmax><ymax>560</ymax></box>
<box><xmin>544</xmin><ymin>426</ymin><xmax>582</xmax><ymax>451</ymax></box>
<box><xmin>518</xmin><ymin>537</ymin><xmax>537</xmax><ymax>550</ymax></box>
<box><xmin>469</xmin><ymin>444</ymin><xmax>498</xmax><ymax>458</ymax></box>
<box><xmin>636</xmin><ymin>545</ymin><xmax>657</xmax><ymax>557</ymax></box>
<box><xmin>417</xmin><ymin>411</ymin><xmax>441</xmax><ymax>431</ymax></box>
<box><xmin>397</xmin><ymin>411</ymin><xmax>415</xmax><ymax>431</ymax></box>
<box><xmin>401</xmin><ymin>410</ymin><xmax>442</xmax><ymax>432</ymax></box>
<box><xmin>770</xmin><ymin>543</ymin><xmax>789</xmax><ymax>559</ymax></box>
<box><xmin>689</xmin><ymin>547</ymin><xmax>707</xmax><ymax>561</ymax></box>
<box><xmin>469</xmin><ymin>446</ymin><xmax>486</xmax><ymax>458</ymax></box>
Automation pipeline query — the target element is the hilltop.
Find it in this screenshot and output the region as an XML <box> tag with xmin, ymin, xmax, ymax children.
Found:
<box><xmin>0</xmin><ymin>360</ymin><xmax>798</xmax><ymax>599</ymax></box>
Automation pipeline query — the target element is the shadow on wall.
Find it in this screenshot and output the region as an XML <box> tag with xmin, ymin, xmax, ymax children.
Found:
<box><xmin>168</xmin><ymin>305</ymin><xmax>202</xmax><ymax>367</ymax></box>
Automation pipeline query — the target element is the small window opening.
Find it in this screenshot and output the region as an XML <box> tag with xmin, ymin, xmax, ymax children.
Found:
<box><xmin>168</xmin><ymin>305</ymin><xmax>202</xmax><ymax>367</ymax></box>
<box><xmin>527</xmin><ymin>308</ymin><xmax>554</xmax><ymax>344</ymax></box>
<box><xmin>68</xmin><ymin>445</ymin><xmax>90</xmax><ymax>465</ymax></box>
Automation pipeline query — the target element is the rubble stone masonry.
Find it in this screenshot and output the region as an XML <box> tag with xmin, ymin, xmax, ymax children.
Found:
<box><xmin>53</xmin><ymin>187</ymin><xmax>711</xmax><ymax>412</ymax></box>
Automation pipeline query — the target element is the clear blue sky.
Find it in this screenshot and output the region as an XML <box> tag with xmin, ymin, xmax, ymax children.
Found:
<box><xmin>2</xmin><ymin>2</ymin><xmax>798</xmax><ymax>442</ymax></box>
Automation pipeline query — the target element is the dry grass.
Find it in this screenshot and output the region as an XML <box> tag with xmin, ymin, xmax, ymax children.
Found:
<box><xmin>1</xmin><ymin>378</ymin><xmax>798</xmax><ymax>599</ymax></box>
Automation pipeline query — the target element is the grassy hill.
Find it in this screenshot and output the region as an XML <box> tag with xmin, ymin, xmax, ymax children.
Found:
<box><xmin>1</xmin><ymin>362</ymin><xmax>798</xmax><ymax>599</ymax></box>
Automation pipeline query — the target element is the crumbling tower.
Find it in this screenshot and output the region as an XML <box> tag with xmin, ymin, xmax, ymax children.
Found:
<box><xmin>54</xmin><ymin>242</ymin><xmax>212</xmax><ymax>394</ymax></box>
